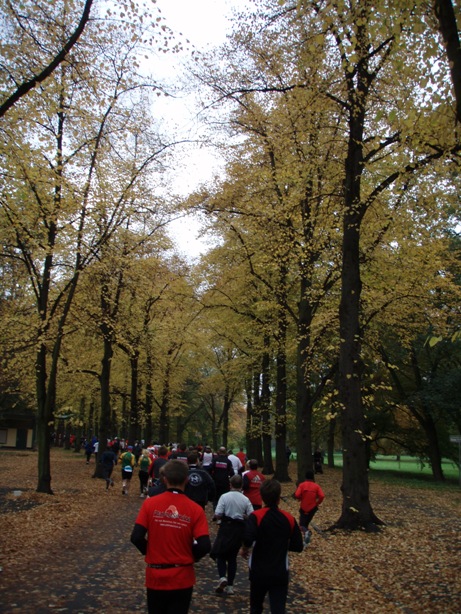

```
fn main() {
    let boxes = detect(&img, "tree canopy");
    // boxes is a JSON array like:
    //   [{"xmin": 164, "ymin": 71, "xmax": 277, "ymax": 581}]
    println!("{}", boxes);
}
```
[{"xmin": 0, "ymin": 0, "xmax": 460, "ymax": 529}]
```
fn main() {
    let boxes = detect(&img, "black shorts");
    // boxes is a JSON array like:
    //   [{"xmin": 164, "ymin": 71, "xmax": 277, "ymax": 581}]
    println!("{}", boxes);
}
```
[{"xmin": 122, "ymin": 469, "xmax": 133, "ymax": 480}]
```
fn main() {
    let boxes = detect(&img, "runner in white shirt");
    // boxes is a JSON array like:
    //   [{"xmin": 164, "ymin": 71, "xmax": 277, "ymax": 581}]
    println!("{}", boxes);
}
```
[
  {"xmin": 210, "ymin": 474, "xmax": 253, "ymax": 595},
  {"xmin": 228, "ymin": 450, "xmax": 243, "ymax": 475}
]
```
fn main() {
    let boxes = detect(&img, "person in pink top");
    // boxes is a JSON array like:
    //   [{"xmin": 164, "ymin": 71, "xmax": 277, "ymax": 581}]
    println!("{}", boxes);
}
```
[{"xmin": 293, "ymin": 470, "xmax": 325, "ymax": 545}]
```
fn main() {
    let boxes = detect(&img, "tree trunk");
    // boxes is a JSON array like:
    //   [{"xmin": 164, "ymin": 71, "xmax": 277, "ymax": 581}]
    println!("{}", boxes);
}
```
[
  {"xmin": 296, "ymin": 284, "xmax": 314, "ymax": 483},
  {"xmin": 434, "ymin": 0, "xmax": 461, "ymax": 124},
  {"xmin": 159, "ymin": 383, "xmax": 170, "ymax": 444},
  {"xmin": 336, "ymin": 185, "xmax": 383, "ymax": 530},
  {"xmin": 327, "ymin": 416, "xmax": 336, "ymax": 468},
  {"xmin": 261, "ymin": 348, "xmax": 274, "ymax": 474},
  {"xmin": 423, "ymin": 414, "xmax": 445, "ymax": 481},
  {"xmin": 222, "ymin": 384, "xmax": 231, "ymax": 449},
  {"xmin": 36, "ymin": 345, "xmax": 53, "ymax": 493},
  {"xmin": 245, "ymin": 377, "xmax": 253, "ymax": 457},
  {"xmin": 93, "ymin": 334, "xmax": 113, "ymax": 478},
  {"xmin": 247, "ymin": 371, "xmax": 263, "ymax": 463},
  {"xmin": 274, "ymin": 313, "xmax": 289, "ymax": 481},
  {"xmin": 144, "ymin": 348, "xmax": 154, "ymax": 445},
  {"xmin": 335, "ymin": 13, "xmax": 383, "ymax": 528},
  {"xmin": 129, "ymin": 352, "xmax": 140, "ymax": 443}
]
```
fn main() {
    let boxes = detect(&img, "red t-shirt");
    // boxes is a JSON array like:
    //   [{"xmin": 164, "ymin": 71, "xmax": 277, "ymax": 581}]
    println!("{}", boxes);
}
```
[
  {"xmin": 236, "ymin": 451, "xmax": 247, "ymax": 465},
  {"xmin": 294, "ymin": 480, "xmax": 325, "ymax": 513},
  {"xmin": 135, "ymin": 490, "xmax": 209, "ymax": 590},
  {"xmin": 243, "ymin": 469, "xmax": 265, "ymax": 507}
]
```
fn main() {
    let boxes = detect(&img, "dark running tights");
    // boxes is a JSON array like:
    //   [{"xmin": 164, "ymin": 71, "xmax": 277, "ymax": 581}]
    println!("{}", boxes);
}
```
[
  {"xmin": 146, "ymin": 587, "xmax": 193, "ymax": 614},
  {"xmin": 250, "ymin": 581, "xmax": 288, "ymax": 614},
  {"xmin": 216, "ymin": 552, "xmax": 238, "ymax": 585}
]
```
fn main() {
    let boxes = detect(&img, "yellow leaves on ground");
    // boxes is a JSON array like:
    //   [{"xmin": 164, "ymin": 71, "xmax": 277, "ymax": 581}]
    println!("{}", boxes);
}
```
[{"xmin": 0, "ymin": 448, "xmax": 460, "ymax": 613}]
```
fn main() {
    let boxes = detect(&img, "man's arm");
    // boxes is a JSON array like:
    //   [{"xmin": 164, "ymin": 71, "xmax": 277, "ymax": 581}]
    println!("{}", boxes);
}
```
[
  {"xmin": 289, "ymin": 520, "xmax": 304, "ymax": 553},
  {"xmin": 206, "ymin": 473, "xmax": 216, "ymax": 499},
  {"xmin": 130, "ymin": 523, "xmax": 147, "ymax": 555},
  {"xmin": 192, "ymin": 535, "xmax": 211, "ymax": 561},
  {"xmin": 241, "ymin": 514, "xmax": 257, "ymax": 548}
]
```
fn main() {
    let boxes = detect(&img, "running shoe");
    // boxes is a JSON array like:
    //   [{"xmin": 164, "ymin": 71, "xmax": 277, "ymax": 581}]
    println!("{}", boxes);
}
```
[{"xmin": 215, "ymin": 577, "xmax": 228, "ymax": 593}]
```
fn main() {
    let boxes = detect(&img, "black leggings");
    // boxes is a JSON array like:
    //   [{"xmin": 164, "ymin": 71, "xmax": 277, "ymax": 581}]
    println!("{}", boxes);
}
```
[
  {"xmin": 147, "ymin": 587, "xmax": 193, "ymax": 614},
  {"xmin": 299, "ymin": 506, "xmax": 318, "ymax": 530},
  {"xmin": 216, "ymin": 549, "xmax": 239, "ymax": 585},
  {"xmin": 250, "ymin": 580, "xmax": 288, "ymax": 614},
  {"xmin": 139, "ymin": 470, "xmax": 149, "ymax": 493}
]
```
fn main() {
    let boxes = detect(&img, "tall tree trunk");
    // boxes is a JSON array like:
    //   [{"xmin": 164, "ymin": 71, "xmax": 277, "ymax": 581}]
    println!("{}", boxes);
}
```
[
  {"xmin": 434, "ymin": 0, "xmax": 461, "ymax": 124},
  {"xmin": 245, "ymin": 377, "xmax": 254, "ymax": 457},
  {"xmin": 222, "ymin": 384, "xmax": 231, "ymax": 449},
  {"xmin": 296, "ymin": 283, "xmax": 314, "ymax": 483},
  {"xmin": 327, "ymin": 416, "xmax": 336, "ymax": 468},
  {"xmin": 261, "ymin": 347, "xmax": 274, "ymax": 474},
  {"xmin": 274, "ymin": 303, "xmax": 289, "ymax": 481},
  {"xmin": 158, "ymin": 381, "xmax": 170, "ymax": 444},
  {"xmin": 423, "ymin": 414, "xmax": 445, "ymax": 481},
  {"xmin": 36, "ymin": 344, "xmax": 53, "ymax": 493},
  {"xmin": 93, "ymin": 334, "xmax": 112, "ymax": 478},
  {"xmin": 129, "ymin": 352, "xmax": 140, "ymax": 443},
  {"xmin": 335, "ymin": 5, "xmax": 383, "ymax": 530},
  {"xmin": 144, "ymin": 348, "xmax": 154, "ymax": 445},
  {"xmin": 247, "ymin": 371, "xmax": 263, "ymax": 463}
]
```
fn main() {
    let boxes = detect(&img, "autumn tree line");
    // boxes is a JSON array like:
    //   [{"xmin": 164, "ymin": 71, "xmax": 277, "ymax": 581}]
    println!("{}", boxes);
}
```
[{"xmin": 0, "ymin": 0, "xmax": 460, "ymax": 529}]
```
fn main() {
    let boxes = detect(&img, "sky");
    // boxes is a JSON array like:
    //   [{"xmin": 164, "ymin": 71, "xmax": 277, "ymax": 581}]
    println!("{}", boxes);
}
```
[{"xmin": 152, "ymin": 0, "xmax": 245, "ymax": 258}]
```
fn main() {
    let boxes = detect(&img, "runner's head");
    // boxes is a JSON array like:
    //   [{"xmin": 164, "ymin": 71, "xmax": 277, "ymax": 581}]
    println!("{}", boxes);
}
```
[
  {"xmin": 163, "ymin": 459, "xmax": 189, "ymax": 488},
  {"xmin": 260, "ymin": 479, "xmax": 281, "ymax": 507},
  {"xmin": 230, "ymin": 474, "xmax": 243, "ymax": 490}
]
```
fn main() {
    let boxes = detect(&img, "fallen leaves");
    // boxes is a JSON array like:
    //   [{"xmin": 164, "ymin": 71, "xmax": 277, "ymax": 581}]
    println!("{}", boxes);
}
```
[{"xmin": 0, "ymin": 448, "xmax": 460, "ymax": 613}]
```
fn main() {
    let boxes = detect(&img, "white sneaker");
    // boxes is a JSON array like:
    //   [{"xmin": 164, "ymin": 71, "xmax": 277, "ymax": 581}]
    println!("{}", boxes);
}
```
[
  {"xmin": 225, "ymin": 585, "xmax": 234, "ymax": 595},
  {"xmin": 215, "ymin": 577, "xmax": 228, "ymax": 593}
]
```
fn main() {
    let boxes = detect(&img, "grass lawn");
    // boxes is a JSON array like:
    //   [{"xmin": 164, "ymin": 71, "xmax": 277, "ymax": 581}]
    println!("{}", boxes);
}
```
[{"xmin": 331, "ymin": 452, "xmax": 460, "ymax": 484}]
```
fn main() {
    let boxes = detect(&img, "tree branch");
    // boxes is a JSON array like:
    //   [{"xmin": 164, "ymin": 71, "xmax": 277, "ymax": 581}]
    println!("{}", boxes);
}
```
[{"xmin": 0, "ymin": 0, "xmax": 94, "ymax": 118}]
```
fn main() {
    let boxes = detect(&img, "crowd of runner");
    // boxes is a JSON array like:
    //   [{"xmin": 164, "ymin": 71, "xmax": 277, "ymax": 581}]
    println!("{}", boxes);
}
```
[{"xmin": 78, "ymin": 437, "xmax": 324, "ymax": 613}]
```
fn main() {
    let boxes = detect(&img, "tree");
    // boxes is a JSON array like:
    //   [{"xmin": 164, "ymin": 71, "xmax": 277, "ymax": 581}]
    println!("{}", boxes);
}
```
[
  {"xmin": 0, "ymin": 1, "xmax": 172, "ymax": 492},
  {"xmin": 191, "ymin": 0, "xmax": 460, "ymax": 524},
  {"xmin": 0, "ymin": 0, "xmax": 95, "ymax": 118}
]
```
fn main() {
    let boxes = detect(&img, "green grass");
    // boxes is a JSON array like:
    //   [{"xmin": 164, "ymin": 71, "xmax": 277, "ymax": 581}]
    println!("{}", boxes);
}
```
[{"xmin": 331, "ymin": 453, "xmax": 460, "ymax": 489}]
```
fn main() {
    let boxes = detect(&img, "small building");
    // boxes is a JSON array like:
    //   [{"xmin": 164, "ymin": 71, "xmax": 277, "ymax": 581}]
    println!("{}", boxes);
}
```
[{"xmin": 0, "ymin": 408, "xmax": 35, "ymax": 449}]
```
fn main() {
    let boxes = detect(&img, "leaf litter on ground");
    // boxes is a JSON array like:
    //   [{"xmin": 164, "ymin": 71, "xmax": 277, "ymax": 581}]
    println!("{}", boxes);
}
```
[{"xmin": 0, "ymin": 448, "xmax": 460, "ymax": 613}]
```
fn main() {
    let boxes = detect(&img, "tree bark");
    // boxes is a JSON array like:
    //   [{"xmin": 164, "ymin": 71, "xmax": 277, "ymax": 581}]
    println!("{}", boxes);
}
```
[
  {"xmin": 129, "ymin": 352, "xmax": 140, "ymax": 443},
  {"xmin": 335, "ymin": 5, "xmax": 383, "ymax": 529},
  {"xmin": 36, "ymin": 345, "xmax": 53, "ymax": 493},
  {"xmin": 261, "ymin": 348, "xmax": 274, "ymax": 474},
  {"xmin": 434, "ymin": 0, "xmax": 461, "ymax": 123},
  {"xmin": 327, "ymin": 416, "xmax": 336, "ymax": 468},
  {"xmin": 93, "ymin": 334, "xmax": 113, "ymax": 478},
  {"xmin": 274, "ymin": 303, "xmax": 290, "ymax": 481},
  {"xmin": 296, "ymin": 282, "xmax": 314, "ymax": 482}
]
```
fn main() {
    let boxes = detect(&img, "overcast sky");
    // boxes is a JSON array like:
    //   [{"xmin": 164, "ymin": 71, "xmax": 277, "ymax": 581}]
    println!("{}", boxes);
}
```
[{"xmin": 152, "ymin": 0, "xmax": 244, "ymax": 257}]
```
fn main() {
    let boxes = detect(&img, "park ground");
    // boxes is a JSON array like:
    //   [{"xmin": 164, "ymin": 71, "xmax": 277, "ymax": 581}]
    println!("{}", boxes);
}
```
[{"xmin": 0, "ymin": 448, "xmax": 460, "ymax": 613}]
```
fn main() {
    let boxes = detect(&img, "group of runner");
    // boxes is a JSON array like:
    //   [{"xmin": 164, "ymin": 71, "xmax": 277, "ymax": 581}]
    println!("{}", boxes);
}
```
[{"xmin": 123, "ymin": 443, "xmax": 325, "ymax": 614}]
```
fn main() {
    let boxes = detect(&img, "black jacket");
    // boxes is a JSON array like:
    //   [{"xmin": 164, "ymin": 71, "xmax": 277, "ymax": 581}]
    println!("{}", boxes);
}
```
[
  {"xmin": 243, "ymin": 505, "xmax": 303, "ymax": 585},
  {"xmin": 185, "ymin": 465, "xmax": 216, "ymax": 505}
]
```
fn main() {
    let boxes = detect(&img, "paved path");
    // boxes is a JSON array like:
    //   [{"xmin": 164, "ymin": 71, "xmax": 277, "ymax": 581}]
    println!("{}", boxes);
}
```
[{"xmin": 0, "ymin": 491, "xmax": 309, "ymax": 613}]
